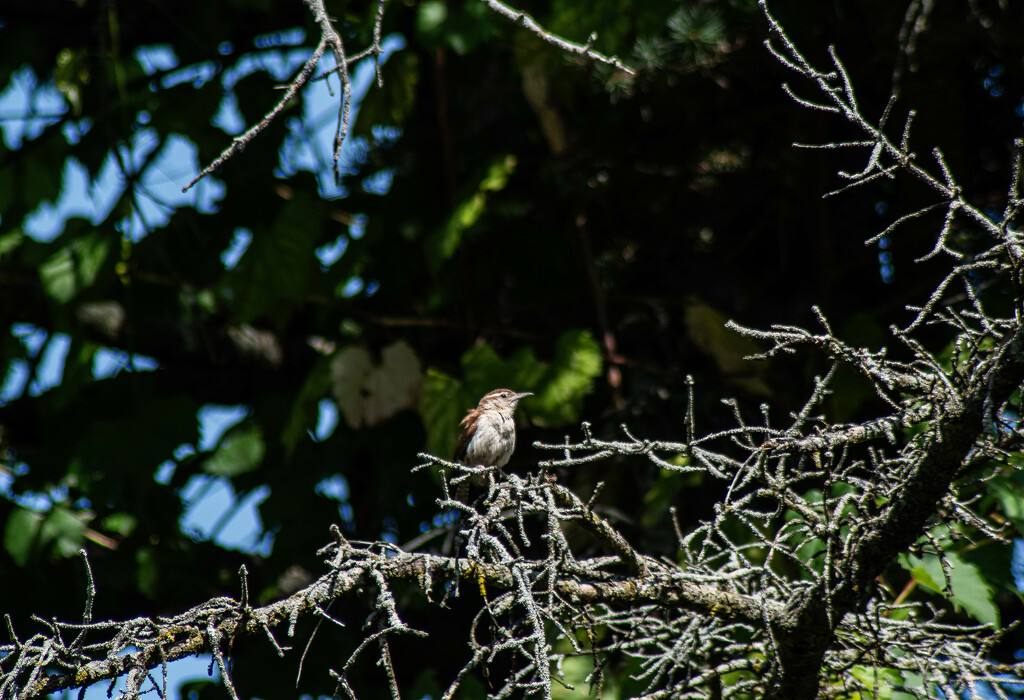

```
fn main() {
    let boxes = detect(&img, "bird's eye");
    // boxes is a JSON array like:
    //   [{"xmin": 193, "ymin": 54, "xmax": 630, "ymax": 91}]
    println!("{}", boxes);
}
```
[{"xmin": 502, "ymin": 392, "xmax": 510, "ymax": 398}]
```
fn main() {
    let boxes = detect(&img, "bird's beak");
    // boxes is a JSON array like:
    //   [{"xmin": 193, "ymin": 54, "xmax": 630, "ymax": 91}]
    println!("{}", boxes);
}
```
[{"xmin": 513, "ymin": 391, "xmax": 534, "ymax": 401}]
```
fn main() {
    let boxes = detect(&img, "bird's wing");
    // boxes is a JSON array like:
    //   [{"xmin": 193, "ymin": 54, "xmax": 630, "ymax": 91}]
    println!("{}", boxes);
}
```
[{"xmin": 453, "ymin": 411, "xmax": 474, "ymax": 463}]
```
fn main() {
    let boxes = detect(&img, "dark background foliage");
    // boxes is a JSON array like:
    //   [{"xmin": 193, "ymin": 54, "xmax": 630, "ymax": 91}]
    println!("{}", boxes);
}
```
[{"xmin": 2, "ymin": 0, "xmax": 1023, "ymax": 696}]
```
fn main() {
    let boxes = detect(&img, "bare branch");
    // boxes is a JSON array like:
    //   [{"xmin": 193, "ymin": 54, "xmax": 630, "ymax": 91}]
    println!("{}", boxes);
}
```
[{"xmin": 479, "ymin": 0, "xmax": 635, "ymax": 76}]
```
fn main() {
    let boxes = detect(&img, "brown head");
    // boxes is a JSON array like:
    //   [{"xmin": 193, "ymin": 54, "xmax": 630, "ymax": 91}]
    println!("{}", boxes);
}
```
[{"xmin": 475, "ymin": 388, "xmax": 533, "ymax": 413}]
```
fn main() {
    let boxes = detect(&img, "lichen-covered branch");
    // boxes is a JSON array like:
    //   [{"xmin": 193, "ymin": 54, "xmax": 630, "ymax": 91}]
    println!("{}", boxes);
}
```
[
  {"xmin": 184, "ymin": 0, "xmax": 637, "ymax": 192},
  {"xmin": 183, "ymin": 0, "xmax": 389, "ymax": 191},
  {"xmin": 479, "ymin": 0, "xmax": 635, "ymax": 76}
]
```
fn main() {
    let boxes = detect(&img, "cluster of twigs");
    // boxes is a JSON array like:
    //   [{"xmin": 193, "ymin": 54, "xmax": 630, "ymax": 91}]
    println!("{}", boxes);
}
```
[
  {"xmin": 182, "ymin": 0, "xmax": 388, "ymax": 192},
  {"xmin": 4, "ymin": 393, "xmax": 1022, "ymax": 700},
  {"xmin": 182, "ymin": 0, "xmax": 633, "ymax": 192}
]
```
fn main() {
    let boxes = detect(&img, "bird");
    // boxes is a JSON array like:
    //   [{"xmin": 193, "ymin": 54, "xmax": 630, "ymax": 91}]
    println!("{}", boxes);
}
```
[{"xmin": 452, "ymin": 388, "xmax": 532, "ymax": 501}]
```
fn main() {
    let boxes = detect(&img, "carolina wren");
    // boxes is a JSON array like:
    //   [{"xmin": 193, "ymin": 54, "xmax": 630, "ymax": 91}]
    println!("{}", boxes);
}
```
[{"xmin": 453, "ymin": 389, "xmax": 532, "ymax": 498}]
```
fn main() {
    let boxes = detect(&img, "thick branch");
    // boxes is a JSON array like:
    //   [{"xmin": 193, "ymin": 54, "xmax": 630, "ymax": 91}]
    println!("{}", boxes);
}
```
[
  {"xmin": 771, "ymin": 323, "xmax": 1024, "ymax": 700},
  {"xmin": 12, "ymin": 549, "xmax": 770, "ymax": 698},
  {"xmin": 548, "ymin": 482, "xmax": 649, "ymax": 577},
  {"xmin": 762, "ymin": 403, "xmax": 933, "ymax": 454}
]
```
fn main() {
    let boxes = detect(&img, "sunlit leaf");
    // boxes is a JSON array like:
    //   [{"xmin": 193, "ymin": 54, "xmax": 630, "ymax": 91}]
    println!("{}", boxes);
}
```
[
  {"xmin": 531, "ymin": 329, "xmax": 602, "ymax": 426},
  {"xmin": 205, "ymin": 420, "xmax": 265, "ymax": 477},
  {"xmin": 900, "ymin": 552, "xmax": 999, "ymax": 626},
  {"xmin": 420, "ymin": 330, "xmax": 601, "ymax": 459},
  {"xmin": 419, "ymin": 368, "xmax": 464, "ymax": 459},
  {"xmin": 4, "ymin": 508, "xmax": 41, "ymax": 566},
  {"xmin": 425, "ymin": 155, "xmax": 517, "ymax": 273},
  {"xmin": 3, "ymin": 506, "xmax": 86, "ymax": 565},
  {"xmin": 39, "ymin": 228, "xmax": 112, "ymax": 304},
  {"xmin": 330, "ymin": 340, "xmax": 422, "ymax": 429},
  {"xmin": 0, "ymin": 230, "xmax": 23, "ymax": 258},
  {"xmin": 101, "ymin": 512, "xmax": 138, "ymax": 538},
  {"xmin": 684, "ymin": 297, "xmax": 770, "ymax": 397},
  {"xmin": 849, "ymin": 665, "xmax": 902, "ymax": 699},
  {"xmin": 908, "ymin": 566, "xmax": 942, "ymax": 592}
]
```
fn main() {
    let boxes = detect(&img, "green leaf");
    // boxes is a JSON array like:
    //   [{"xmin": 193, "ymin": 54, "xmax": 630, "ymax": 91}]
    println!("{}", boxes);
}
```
[
  {"xmin": 849, "ymin": 665, "xmax": 902, "ymax": 699},
  {"xmin": 459, "ymin": 341, "xmax": 536, "ymax": 393},
  {"xmin": 425, "ymin": 155, "xmax": 517, "ymax": 273},
  {"xmin": 49, "ymin": 336, "xmax": 99, "ymax": 413},
  {"xmin": 282, "ymin": 356, "xmax": 333, "ymax": 456},
  {"xmin": 795, "ymin": 538, "xmax": 825, "ymax": 573},
  {"xmin": 0, "ymin": 230, "xmax": 23, "ymax": 259},
  {"xmin": 101, "ymin": 512, "xmax": 138, "ymax": 538},
  {"xmin": 136, "ymin": 546, "xmax": 159, "ymax": 598},
  {"xmin": 39, "ymin": 228, "xmax": 112, "ymax": 303},
  {"xmin": 205, "ymin": 420, "xmax": 265, "ymax": 476},
  {"xmin": 531, "ymin": 329, "xmax": 602, "ymax": 426},
  {"xmin": 69, "ymin": 394, "xmax": 198, "ymax": 487},
  {"xmin": 4, "ymin": 508, "xmax": 41, "ymax": 566},
  {"xmin": 352, "ymin": 50, "xmax": 420, "ymax": 135},
  {"xmin": 899, "ymin": 552, "xmax": 999, "ymax": 626},
  {"xmin": 551, "ymin": 656, "xmax": 607, "ymax": 699},
  {"xmin": 459, "ymin": 343, "xmax": 546, "ymax": 397},
  {"xmin": 460, "ymin": 342, "xmax": 506, "ymax": 390},
  {"xmin": 416, "ymin": 0, "xmax": 499, "ymax": 54},
  {"xmin": 945, "ymin": 552, "xmax": 999, "ymax": 626},
  {"xmin": 55, "ymin": 48, "xmax": 89, "ymax": 115},
  {"xmin": 223, "ymin": 192, "xmax": 322, "ymax": 324},
  {"xmin": 416, "ymin": 1, "xmax": 448, "ymax": 41},
  {"xmin": 419, "ymin": 330, "xmax": 601, "ymax": 459},
  {"xmin": 408, "ymin": 668, "xmax": 442, "ymax": 700},
  {"xmin": 989, "ymin": 476, "xmax": 1024, "ymax": 534},
  {"xmin": 909, "ymin": 566, "xmax": 942, "ymax": 592},
  {"xmin": 893, "ymin": 671, "xmax": 924, "ymax": 699},
  {"xmin": 443, "ymin": 1, "xmax": 500, "ymax": 55},
  {"xmin": 960, "ymin": 540, "xmax": 1016, "ymax": 596},
  {"xmin": 23, "ymin": 151, "xmax": 64, "ymax": 208},
  {"xmin": 685, "ymin": 298, "xmax": 770, "ymax": 397},
  {"xmin": 0, "ymin": 161, "xmax": 15, "ymax": 215},
  {"xmin": 642, "ymin": 469, "xmax": 686, "ymax": 529},
  {"xmin": 4, "ymin": 505, "xmax": 87, "ymax": 565},
  {"xmin": 420, "ymin": 368, "xmax": 464, "ymax": 459},
  {"xmin": 504, "ymin": 346, "xmax": 551, "ymax": 391},
  {"xmin": 46, "ymin": 506, "xmax": 87, "ymax": 558}
]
